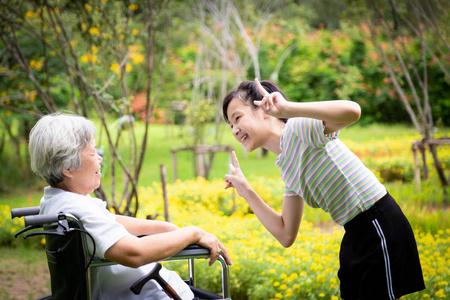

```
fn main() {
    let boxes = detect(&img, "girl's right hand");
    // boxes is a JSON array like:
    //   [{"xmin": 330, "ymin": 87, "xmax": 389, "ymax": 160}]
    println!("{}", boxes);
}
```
[
  {"xmin": 253, "ymin": 78, "xmax": 290, "ymax": 119},
  {"xmin": 224, "ymin": 151, "xmax": 251, "ymax": 197}
]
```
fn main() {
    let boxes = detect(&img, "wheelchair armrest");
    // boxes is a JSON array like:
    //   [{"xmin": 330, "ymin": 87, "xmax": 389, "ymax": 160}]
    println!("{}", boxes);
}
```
[
  {"xmin": 165, "ymin": 244, "xmax": 211, "ymax": 261},
  {"xmin": 91, "ymin": 244, "xmax": 211, "ymax": 268},
  {"xmin": 11, "ymin": 206, "xmax": 40, "ymax": 219}
]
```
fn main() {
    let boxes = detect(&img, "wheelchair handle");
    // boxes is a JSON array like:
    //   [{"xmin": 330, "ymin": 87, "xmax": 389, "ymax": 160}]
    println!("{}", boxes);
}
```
[
  {"xmin": 24, "ymin": 214, "xmax": 59, "ymax": 227},
  {"xmin": 11, "ymin": 206, "xmax": 40, "ymax": 219}
]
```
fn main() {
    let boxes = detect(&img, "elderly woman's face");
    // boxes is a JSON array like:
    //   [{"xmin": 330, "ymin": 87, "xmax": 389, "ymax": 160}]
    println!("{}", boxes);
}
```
[{"xmin": 66, "ymin": 140, "xmax": 102, "ymax": 195}]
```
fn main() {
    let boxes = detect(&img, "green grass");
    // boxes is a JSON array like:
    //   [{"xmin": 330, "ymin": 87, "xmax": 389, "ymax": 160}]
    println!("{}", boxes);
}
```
[
  {"xmin": 0, "ymin": 191, "xmax": 42, "ymax": 207},
  {"xmin": 98, "ymin": 122, "xmax": 282, "ymax": 183}
]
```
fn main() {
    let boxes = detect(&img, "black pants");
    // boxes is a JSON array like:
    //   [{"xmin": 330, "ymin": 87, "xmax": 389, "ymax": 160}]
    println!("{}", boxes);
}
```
[{"xmin": 338, "ymin": 193, "xmax": 425, "ymax": 300}]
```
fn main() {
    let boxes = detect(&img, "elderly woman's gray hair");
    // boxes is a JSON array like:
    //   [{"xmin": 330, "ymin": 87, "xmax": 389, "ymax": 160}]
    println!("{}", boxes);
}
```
[{"xmin": 29, "ymin": 113, "xmax": 96, "ymax": 186}]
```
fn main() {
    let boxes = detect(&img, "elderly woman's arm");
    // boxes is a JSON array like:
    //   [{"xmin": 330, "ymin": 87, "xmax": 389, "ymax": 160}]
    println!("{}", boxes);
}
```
[
  {"xmin": 115, "ymin": 215, "xmax": 178, "ymax": 236},
  {"xmin": 105, "ymin": 226, "xmax": 232, "ymax": 268}
]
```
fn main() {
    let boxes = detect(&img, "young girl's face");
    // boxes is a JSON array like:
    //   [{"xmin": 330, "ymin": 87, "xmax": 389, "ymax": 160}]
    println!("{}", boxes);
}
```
[{"xmin": 227, "ymin": 98, "xmax": 267, "ymax": 151}]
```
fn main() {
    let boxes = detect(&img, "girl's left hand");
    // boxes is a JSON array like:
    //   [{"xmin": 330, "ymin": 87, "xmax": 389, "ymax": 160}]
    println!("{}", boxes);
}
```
[{"xmin": 253, "ymin": 78, "xmax": 290, "ymax": 119}]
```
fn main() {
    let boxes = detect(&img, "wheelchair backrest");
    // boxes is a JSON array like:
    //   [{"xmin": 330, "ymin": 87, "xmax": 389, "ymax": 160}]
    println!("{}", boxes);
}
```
[{"xmin": 44, "ymin": 219, "xmax": 90, "ymax": 300}]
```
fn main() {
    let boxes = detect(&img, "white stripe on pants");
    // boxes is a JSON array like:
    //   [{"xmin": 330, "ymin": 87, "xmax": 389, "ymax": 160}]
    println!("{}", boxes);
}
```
[{"xmin": 372, "ymin": 219, "xmax": 396, "ymax": 300}]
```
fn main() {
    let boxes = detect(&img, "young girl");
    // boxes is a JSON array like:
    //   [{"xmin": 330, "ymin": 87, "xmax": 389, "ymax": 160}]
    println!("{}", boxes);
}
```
[{"xmin": 223, "ymin": 79, "xmax": 424, "ymax": 300}]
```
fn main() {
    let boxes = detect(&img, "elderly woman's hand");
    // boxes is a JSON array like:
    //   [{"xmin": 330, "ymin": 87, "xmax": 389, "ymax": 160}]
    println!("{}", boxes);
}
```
[{"xmin": 193, "ymin": 227, "xmax": 232, "ymax": 266}]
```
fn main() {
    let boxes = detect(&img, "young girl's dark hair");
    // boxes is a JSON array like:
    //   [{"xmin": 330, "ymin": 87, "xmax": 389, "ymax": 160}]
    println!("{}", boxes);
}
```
[{"xmin": 222, "ymin": 80, "xmax": 289, "ymax": 123}]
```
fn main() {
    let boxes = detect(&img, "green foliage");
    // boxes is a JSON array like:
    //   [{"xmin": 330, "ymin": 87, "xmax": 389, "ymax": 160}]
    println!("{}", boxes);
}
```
[
  {"xmin": 258, "ymin": 22, "xmax": 450, "ymax": 125},
  {"xmin": 184, "ymin": 100, "xmax": 216, "ymax": 145}
]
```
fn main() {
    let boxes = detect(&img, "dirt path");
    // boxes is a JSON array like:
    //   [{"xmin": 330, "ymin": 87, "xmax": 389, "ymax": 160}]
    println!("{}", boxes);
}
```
[{"xmin": 0, "ymin": 247, "xmax": 50, "ymax": 300}]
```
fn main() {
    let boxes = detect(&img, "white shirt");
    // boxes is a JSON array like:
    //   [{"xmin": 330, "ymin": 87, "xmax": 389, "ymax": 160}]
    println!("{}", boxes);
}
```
[{"xmin": 40, "ymin": 187, "xmax": 194, "ymax": 300}]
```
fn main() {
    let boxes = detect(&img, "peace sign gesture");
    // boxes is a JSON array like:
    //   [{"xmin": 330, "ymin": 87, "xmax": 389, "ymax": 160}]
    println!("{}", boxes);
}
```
[
  {"xmin": 224, "ymin": 151, "xmax": 250, "ymax": 197},
  {"xmin": 253, "ymin": 79, "xmax": 290, "ymax": 119}
]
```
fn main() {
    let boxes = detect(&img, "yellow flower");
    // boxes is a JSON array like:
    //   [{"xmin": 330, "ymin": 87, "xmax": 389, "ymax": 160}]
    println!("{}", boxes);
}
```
[
  {"xmin": 84, "ymin": 3, "xmax": 92, "ymax": 12},
  {"xmin": 110, "ymin": 63, "xmax": 120, "ymax": 75},
  {"xmin": 128, "ymin": 3, "xmax": 139, "ymax": 11},
  {"xmin": 132, "ymin": 29, "xmax": 140, "ymax": 36},
  {"xmin": 89, "ymin": 27, "xmax": 100, "ymax": 36},
  {"xmin": 437, "ymin": 280, "xmax": 448, "ymax": 286},
  {"xmin": 110, "ymin": 62, "xmax": 131, "ymax": 75},
  {"xmin": 80, "ymin": 53, "xmax": 97, "ymax": 64},
  {"xmin": 331, "ymin": 296, "xmax": 339, "ymax": 300},
  {"xmin": 25, "ymin": 90, "xmax": 37, "ymax": 102},
  {"xmin": 129, "ymin": 44, "xmax": 140, "ymax": 53},
  {"xmin": 435, "ymin": 289, "xmax": 446, "ymax": 298},
  {"xmin": 25, "ymin": 10, "xmax": 34, "ymax": 19},
  {"xmin": 80, "ymin": 54, "xmax": 90, "ymax": 63},
  {"xmin": 130, "ymin": 52, "xmax": 144, "ymax": 65},
  {"xmin": 29, "ymin": 59, "xmax": 43, "ymax": 71},
  {"xmin": 91, "ymin": 45, "xmax": 98, "ymax": 54}
]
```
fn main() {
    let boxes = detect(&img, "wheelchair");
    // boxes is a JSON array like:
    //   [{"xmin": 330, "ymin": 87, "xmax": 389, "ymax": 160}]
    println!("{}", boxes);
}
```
[{"xmin": 11, "ymin": 206, "xmax": 231, "ymax": 300}]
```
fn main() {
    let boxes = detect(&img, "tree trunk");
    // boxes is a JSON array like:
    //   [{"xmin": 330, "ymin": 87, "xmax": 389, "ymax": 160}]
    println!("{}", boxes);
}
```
[{"xmin": 428, "ymin": 143, "xmax": 448, "ymax": 204}]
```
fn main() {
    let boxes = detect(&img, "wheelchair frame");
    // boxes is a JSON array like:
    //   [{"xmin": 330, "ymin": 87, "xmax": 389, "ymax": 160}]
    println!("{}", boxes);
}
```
[{"xmin": 11, "ymin": 206, "xmax": 231, "ymax": 300}]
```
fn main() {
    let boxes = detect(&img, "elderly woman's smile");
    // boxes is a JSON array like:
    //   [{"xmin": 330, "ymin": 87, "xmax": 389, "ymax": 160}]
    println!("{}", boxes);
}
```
[{"xmin": 65, "ymin": 141, "xmax": 103, "ymax": 195}]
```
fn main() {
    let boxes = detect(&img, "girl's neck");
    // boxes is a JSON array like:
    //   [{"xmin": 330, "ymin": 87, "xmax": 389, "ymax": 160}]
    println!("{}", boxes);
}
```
[{"xmin": 263, "ymin": 119, "xmax": 285, "ymax": 154}]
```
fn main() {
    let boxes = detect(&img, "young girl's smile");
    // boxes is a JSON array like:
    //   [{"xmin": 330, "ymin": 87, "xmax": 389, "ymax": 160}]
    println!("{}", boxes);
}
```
[
  {"xmin": 227, "ymin": 98, "xmax": 266, "ymax": 151},
  {"xmin": 227, "ymin": 97, "xmax": 285, "ymax": 153}
]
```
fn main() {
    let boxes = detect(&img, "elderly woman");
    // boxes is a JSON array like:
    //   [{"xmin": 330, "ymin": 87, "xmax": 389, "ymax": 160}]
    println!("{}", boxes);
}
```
[{"xmin": 29, "ymin": 113, "xmax": 231, "ymax": 300}]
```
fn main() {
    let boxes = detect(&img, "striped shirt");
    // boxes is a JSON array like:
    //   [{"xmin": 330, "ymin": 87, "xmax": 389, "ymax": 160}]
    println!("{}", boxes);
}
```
[{"xmin": 276, "ymin": 117, "xmax": 386, "ymax": 225}]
